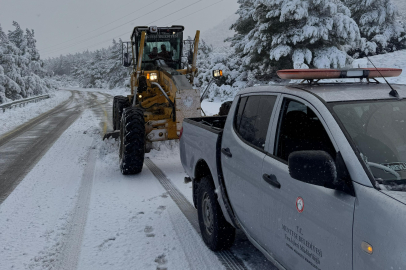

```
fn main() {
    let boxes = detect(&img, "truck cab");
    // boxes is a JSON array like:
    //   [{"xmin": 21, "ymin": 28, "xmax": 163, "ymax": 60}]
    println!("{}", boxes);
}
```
[{"xmin": 180, "ymin": 68, "xmax": 406, "ymax": 269}]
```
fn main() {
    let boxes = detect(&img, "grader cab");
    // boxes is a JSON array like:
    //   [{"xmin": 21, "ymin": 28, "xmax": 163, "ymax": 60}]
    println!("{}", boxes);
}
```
[{"xmin": 111, "ymin": 26, "xmax": 202, "ymax": 175}]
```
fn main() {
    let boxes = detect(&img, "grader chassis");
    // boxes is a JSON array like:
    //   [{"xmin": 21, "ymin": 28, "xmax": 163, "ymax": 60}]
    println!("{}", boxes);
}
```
[{"xmin": 110, "ymin": 26, "xmax": 201, "ymax": 175}]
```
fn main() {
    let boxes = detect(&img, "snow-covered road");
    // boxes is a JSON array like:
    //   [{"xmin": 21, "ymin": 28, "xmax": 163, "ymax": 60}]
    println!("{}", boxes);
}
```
[{"xmin": 0, "ymin": 89, "xmax": 277, "ymax": 270}]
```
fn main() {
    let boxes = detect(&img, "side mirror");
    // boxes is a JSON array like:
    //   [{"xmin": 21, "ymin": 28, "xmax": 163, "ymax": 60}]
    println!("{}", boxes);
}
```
[
  {"xmin": 121, "ymin": 41, "xmax": 133, "ymax": 67},
  {"xmin": 187, "ymin": 49, "xmax": 193, "ymax": 65},
  {"xmin": 123, "ymin": 53, "xmax": 131, "ymax": 67},
  {"xmin": 213, "ymin": 70, "xmax": 223, "ymax": 78},
  {"xmin": 288, "ymin": 151, "xmax": 336, "ymax": 188}
]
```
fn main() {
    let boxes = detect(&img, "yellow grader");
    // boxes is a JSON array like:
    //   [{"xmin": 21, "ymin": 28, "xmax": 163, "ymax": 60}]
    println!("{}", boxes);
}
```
[{"xmin": 111, "ymin": 26, "xmax": 202, "ymax": 175}]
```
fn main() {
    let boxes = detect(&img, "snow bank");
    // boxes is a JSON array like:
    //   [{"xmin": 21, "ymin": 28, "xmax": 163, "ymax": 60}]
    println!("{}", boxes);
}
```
[
  {"xmin": 0, "ymin": 90, "xmax": 71, "ymax": 137},
  {"xmin": 0, "ymin": 110, "xmax": 97, "ymax": 270},
  {"xmin": 393, "ymin": 0, "xmax": 406, "ymax": 21},
  {"xmin": 353, "ymin": 49, "xmax": 406, "ymax": 84},
  {"xmin": 201, "ymin": 98, "xmax": 229, "ymax": 116}
]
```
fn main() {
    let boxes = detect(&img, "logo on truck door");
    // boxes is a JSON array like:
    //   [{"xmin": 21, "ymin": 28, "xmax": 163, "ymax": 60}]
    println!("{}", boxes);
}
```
[{"xmin": 296, "ymin": 197, "xmax": 304, "ymax": 213}]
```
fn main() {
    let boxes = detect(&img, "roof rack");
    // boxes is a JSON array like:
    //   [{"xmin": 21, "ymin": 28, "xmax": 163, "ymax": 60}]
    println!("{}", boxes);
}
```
[{"xmin": 277, "ymin": 68, "xmax": 402, "ymax": 85}]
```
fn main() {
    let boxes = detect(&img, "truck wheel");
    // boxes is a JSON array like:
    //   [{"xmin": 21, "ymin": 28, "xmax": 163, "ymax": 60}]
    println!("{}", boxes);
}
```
[
  {"xmin": 114, "ymin": 96, "xmax": 130, "ymax": 130},
  {"xmin": 197, "ymin": 176, "xmax": 235, "ymax": 251},
  {"xmin": 218, "ymin": 101, "xmax": 232, "ymax": 116},
  {"xmin": 119, "ymin": 107, "xmax": 145, "ymax": 175}
]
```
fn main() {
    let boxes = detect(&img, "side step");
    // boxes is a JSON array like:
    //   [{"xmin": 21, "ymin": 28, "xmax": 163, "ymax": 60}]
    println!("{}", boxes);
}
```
[{"xmin": 103, "ymin": 130, "xmax": 120, "ymax": 140}]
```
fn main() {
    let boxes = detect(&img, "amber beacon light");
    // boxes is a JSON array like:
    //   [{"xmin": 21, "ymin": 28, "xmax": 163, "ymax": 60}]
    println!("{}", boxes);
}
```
[{"xmin": 277, "ymin": 68, "xmax": 402, "ymax": 80}]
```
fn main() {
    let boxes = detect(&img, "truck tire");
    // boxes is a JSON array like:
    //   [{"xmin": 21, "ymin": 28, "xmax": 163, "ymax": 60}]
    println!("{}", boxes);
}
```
[
  {"xmin": 218, "ymin": 101, "xmax": 232, "ymax": 116},
  {"xmin": 197, "ymin": 176, "xmax": 235, "ymax": 251},
  {"xmin": 113, "ymin": 96, "xmax": 130, "ymax": 130},
  {"xmin": 119, "ymin": 107, "xmax": 145, "ymax": 175}
]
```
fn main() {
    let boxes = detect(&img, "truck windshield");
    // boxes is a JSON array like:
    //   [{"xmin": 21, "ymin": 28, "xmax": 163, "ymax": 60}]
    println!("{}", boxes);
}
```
[
  {"xmin": 137, "ymin": 32, "xmax": 182, "ymax": 70},
  {"xmin": 332, "ymin": 100, "xmax": 406, "ymax": 191}
]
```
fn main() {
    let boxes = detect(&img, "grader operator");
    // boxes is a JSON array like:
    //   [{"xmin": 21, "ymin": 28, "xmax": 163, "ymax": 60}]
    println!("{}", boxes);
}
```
[{"xmin": 111, "ymin": 26, "xmax": 201, "ymax": 175}]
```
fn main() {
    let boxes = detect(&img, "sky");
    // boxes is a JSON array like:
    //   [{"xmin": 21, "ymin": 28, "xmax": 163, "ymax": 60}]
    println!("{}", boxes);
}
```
[{"xmin": 0, "ymin": 0, "xmax": 239, "ymax": 59}]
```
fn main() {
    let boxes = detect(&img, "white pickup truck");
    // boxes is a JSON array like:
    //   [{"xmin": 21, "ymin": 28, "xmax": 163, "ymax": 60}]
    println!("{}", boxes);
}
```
[{"xmin": 180, "ymin": 69, "xmax": 406, "ymax": 270}]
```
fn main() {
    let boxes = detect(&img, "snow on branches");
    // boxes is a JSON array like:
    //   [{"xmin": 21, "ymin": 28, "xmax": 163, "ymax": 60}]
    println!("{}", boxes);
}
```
[
  {"xmin": 231, "ymin": 0, "xmax": 362, "ymax": 69},
  {"xmin": 345, "ymin": 0, "xmax": 406, "ymax": 55},
  {"xmin": 0, "ymin": 21, "xmax": 54, "ymax": 104},
  {"xmin": 45, "ymin": 39, "xmax": 131, "ymax": 89}
]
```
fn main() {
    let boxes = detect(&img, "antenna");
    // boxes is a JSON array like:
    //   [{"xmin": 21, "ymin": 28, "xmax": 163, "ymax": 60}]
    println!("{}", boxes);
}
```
[{"xmin": 366, "ymin": 56, "xmax": 401, "ymax": 100}]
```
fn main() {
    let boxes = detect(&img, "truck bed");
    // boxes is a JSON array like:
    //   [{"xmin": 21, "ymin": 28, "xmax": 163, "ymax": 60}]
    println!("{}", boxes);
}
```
[
  {"xmin": 180, "ymin": 114, "xmax": 238, "ymax": 228},
  {"xmin": 183, "ymin": 116, "xmax": 227, "ymax": 133},
  {"xmin": 180, "ymin": 116, "xmax": 226, "ymax": 201}
]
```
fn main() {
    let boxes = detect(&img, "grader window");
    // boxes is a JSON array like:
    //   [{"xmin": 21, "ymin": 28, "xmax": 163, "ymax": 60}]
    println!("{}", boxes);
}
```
[{"xmin": 136, "ymin": 32, "xmax": 183, "ymax": 70}]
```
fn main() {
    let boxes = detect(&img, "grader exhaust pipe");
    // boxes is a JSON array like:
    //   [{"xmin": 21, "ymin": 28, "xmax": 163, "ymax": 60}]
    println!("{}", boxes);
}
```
[
  {"xmin": 132, "ymin": 31, "xmax": 146, "ymax": 105},
  {"xmin": 191, "ymin": 30, "xmax": 200, "ymax": 84}
]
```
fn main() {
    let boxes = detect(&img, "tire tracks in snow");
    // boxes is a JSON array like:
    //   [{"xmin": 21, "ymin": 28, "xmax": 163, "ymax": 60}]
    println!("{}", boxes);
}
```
[
  {"xmin": 0, "ymin": 91, "xmax": 83, "ymax": 204},
  {"xmin": 56, "ymin": 92, "xmax": 113, "ymax": 269},
  {"xmin": 145, "ymin": 158, "xmax": 248, "ymax": 270},
  {"xmin": 56, "ymin": 146, "xmax": 97, "ymax": 270}
]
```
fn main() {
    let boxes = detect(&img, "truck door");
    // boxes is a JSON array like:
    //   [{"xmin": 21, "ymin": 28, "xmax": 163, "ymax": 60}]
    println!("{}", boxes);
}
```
[
  {"xmin": 261, "ymin": 96, "xmax": 355, "ymax": 270},
  {"xmin": 221, "ymin": 94, "xmax": 279, "ymax": 243}
]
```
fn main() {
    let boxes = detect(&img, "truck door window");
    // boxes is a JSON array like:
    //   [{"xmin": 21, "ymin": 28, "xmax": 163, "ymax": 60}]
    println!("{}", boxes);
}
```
[
  {"xmin": 333, "ymin": 100, "xmax": 406, "ymax": 188},
  {"xmin": 275, "ymin": 98, "xmax": 336, "ymax": 161},
  {"xmin": 234, "ymin": 95, "xmax": 277, "ymax": 149}
]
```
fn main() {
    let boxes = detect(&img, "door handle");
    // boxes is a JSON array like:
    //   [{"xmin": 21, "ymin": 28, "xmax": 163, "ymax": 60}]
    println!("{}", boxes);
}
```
[
  {"xmin": 221, "ymin": 148, "xmax": 232, "ymax": 158},
  {"xmin": 263, "ymin": 174, "xmax": 281, "ymax": 189}
]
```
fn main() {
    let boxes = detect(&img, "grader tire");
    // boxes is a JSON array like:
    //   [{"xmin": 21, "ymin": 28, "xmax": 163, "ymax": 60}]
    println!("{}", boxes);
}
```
[
  {"xmin": 218, "ymin": 101, "xmax": 232, "ymax": 116},
  {"xmin": 114, "ymin": 96, "xmax": 130, "ymax": 130},
  {"xmin": 119, "ymin": 107, "xmax": 145, "ymax": 175},
  {"xmin": 112, "ymin": 96, "xmax": 119, "ymax": 130}
]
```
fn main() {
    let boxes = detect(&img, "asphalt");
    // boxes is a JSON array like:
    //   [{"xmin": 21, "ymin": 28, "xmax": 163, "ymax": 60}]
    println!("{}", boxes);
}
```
[{"xmin": 0, "ymin": 90, "xmax": 112, "ymax": 204}]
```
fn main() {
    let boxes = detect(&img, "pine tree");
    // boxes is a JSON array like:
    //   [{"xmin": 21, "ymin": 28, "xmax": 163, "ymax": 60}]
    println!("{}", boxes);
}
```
[
  {"xmin": 195, "ymin": 40, "xmax": 214, "ymax": 88},
  {"xmin": 0, "ymin": 22, "xmax": 54, "ymax": 103},
  {"xmin": 0, "ymin": 24, "xmax": 8, "ymax": 103},
  {"xmin": 345, "ymin": 0, "xmax": 406, "ymax": 55},
  {"xmin": 230, "ymin": 0, "xmax": 362, "ymax": 71},
  {"xmin": 8, "ymin": 21, "xmax": 26, "ymax": 51},
  {"xmin": 106, "ymin": 39, "xmax": 130, "ymax": 89},
  {"xmin": 25, "ymin": 29, "xmax": 40, "ymax": 61}
]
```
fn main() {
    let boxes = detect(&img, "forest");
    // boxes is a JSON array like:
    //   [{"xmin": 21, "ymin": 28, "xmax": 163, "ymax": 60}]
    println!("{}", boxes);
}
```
[
  {"xmin": 0, "ymin": 22, "xmax": 57, "ymax": 104},
  {"xmin": 1, "ymin": 0, "xmax": 405, "ymax": 103}
]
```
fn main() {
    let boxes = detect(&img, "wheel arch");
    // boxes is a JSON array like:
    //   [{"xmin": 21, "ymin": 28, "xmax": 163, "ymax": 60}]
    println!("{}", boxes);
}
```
[
  {"xmin": 192, "ymin": 159, "xmax": 216, "ymax": 208},
  {"xmin": 194, "ymin": 158, "xmax": 214, "ymax": 181},
  {"xmin": 191, "ymin": 144, "xmax": 238, "ymax": 229}
]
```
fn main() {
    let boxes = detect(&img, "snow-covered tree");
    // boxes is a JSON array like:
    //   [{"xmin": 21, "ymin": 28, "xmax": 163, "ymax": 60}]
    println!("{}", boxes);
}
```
[
  {"xmin": 25, "ymin": 29, "xmax": 40, "ymax": 62},
  {"xmin": 345, "ymin": 0, "xmax": 406, "ymax": 55},
  {"xmin": 106, "ymin": 39, "xmax": 130, "ymax": 89},
  {"xmin": 230, "ymin": 0, "xmax": 362, "ymax": 71},
  {"xmin": 46, "ymin": 40, "xmax": 131, "ymax": 89},
  {"xmin": 7, "ymin": 21, "xmax": 25, "ymax": 51},
  {"xmin": 195, "ymin": 40, "xmax": 214, "ymax": 88},
  {"xmin": 193, "ymin": 39, "xmax": 248, "ymax": 101},
  {"xmin": 0, "ymin": 24, "xmax": 10, "ymax": 103},
  {"xmin": 0, "ymin": 21, "xmax": 55, "ymax": 104}
]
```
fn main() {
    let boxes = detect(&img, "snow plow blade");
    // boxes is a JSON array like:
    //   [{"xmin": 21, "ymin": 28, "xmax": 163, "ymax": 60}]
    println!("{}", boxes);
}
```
[{"xmin": 103, "ymin": 130, "xmax": 120, "ymax": 140}]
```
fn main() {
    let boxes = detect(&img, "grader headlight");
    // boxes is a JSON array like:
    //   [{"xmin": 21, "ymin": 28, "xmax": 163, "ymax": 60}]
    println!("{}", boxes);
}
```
[{"xmin": 147, "ymin": 73, "xmax": 158, "ymax": 81}]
